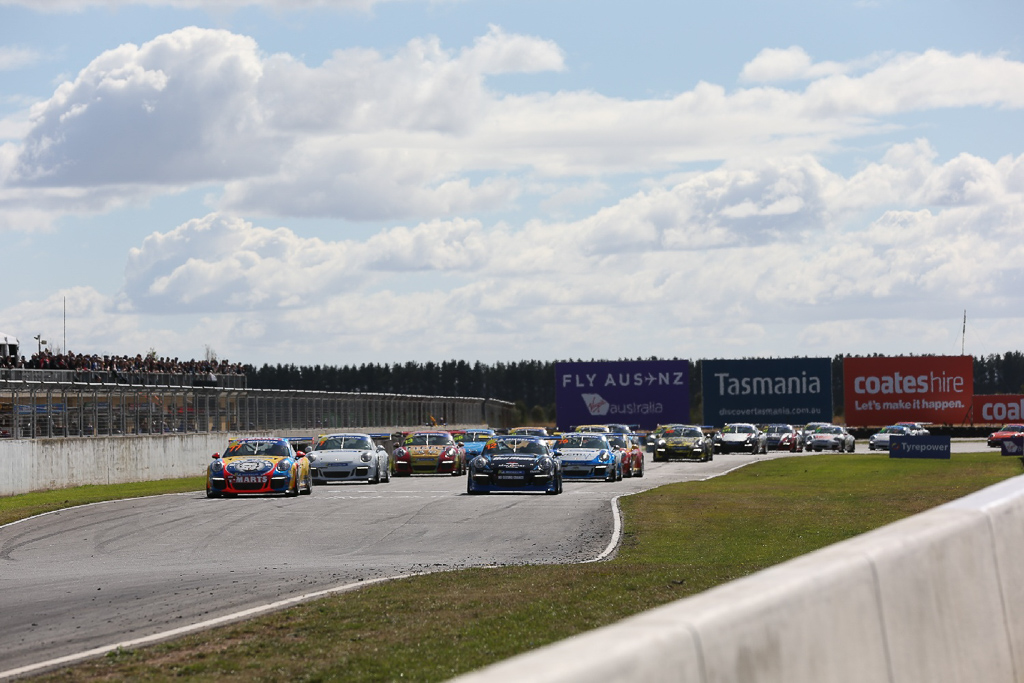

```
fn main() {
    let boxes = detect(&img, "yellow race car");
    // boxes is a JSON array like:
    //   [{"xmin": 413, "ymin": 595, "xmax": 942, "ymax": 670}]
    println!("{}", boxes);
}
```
[{"xmin": 206, "ymin": 437, "xmax": 313, "ymax": 497}]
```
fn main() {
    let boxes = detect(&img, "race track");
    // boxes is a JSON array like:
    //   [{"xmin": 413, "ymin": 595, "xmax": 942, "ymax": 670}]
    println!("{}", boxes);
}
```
[{"xmin": 0, "ymin": 440, "xmax": 987, "ymax": 676}]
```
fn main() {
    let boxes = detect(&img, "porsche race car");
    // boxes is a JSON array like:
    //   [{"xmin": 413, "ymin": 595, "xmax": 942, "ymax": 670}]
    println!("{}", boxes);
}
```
[
  {"xmin": 552, "ymin": 433, "xmax": 621, "ymax": 481},
  {"xmin": 467, "ymin": 435, "xmax": 563, "ymax": 494},
  {"xmin": 206, "ymin": 437, "xmax": 312, "ymax": 498},
  {"xmin": 307, "ymin": 432, "xmax": 391, "ymax": 484},
  {"xmin": 392, "ymin": 430, "xmax": 466, "ymax": 475}
]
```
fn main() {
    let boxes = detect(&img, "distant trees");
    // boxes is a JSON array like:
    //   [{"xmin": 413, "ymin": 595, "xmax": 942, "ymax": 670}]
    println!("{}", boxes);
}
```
[{"xmin": 246, "ymin": 353, "xmax": 1024, "ymax": 425}]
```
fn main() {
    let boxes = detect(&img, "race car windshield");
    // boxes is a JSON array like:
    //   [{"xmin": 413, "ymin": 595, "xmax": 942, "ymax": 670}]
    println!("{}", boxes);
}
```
[
  {"xmin": 316, "ymin": 436, "xmax": 373, "ymax": 450},
  {"xmin": 462, "ymin": 433, "xmax": 492, "ymax": 442},
  {"xmin": 607, "ymin": 436, "xmax": 626, "ymax": 448},
  {"xmin": 724, "ymin": 425, "xmax": 753, "ymax": 434},
  {"xmin": 558, "ymin": 435, "xmax": 608, "ymax": 449},
  {"xmin": 228, "ymin": 441, "xmax": 289, "ymax": 457},
  {"xmin": 1000, "ymin": 425, "xmax": 1024, "ymax": 431},
  {"xmin": 406, "ymin": 434, "xmax": 451, "ymax": 446},
  {"xmin": 767, "ymin": 426, "xmax": 792, "ymax": 433},
  {"xmin": 817, "ymin": 426, "xmax": 842, "ymax": 434},
  {"xmin": 488, "ymin": 439, "xmax": 546, "ymax": 455}
]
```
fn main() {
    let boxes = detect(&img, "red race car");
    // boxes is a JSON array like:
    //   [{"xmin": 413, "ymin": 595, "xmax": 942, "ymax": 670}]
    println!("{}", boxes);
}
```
[
  {"xmin": 392, "ymin": 430, "xmax": 466, "ymax": 475},
  {"xmin": 607, "ymin": 432, "xmax": 644, "ymax": 477}
]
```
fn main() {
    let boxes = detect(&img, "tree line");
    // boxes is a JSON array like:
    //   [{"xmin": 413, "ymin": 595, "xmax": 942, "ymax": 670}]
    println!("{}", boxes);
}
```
[{"xmin": 246, "ymin": 352, "xmax": 1024, "ymax": 423}]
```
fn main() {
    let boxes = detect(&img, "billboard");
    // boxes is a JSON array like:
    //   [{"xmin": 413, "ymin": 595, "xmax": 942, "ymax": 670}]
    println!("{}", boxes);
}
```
[
  {"xmin": 974, "ymin": 395, "xmax": 1024, "ymax": 424},
  {"xmin": 555, "ymin": 360, "xmax": 690, "ymax": 431},
  {"xmin": 701, "ymin": 357, "xmax": 832, "ymax": 427},
  {"xmin": 844, "ymin": 355, "xmax": 973, "ymax": 427}
]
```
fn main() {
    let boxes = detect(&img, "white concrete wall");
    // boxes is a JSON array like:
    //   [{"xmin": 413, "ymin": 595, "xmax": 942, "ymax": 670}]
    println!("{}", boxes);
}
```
[
  {"xmin": 0, "ymin": 434, "xmax": 252, "ymax": 496},
  {"xmin": 452, "ymin": 475, "xmax": 1024, "ymax": 683}
]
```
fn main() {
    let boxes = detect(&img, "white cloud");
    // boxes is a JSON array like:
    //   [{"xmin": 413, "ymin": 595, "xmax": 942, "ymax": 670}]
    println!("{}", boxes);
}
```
[
  {"xmin": 82, "ymin": 142, "xmax": 1020, "ymax": 362},
  {"xmin": 0, "ymin": 46, "xmax": 43, "ymax": 71},
  {"xmin": 3, "ymin": 29, "xmax": 1023, "ymax": 229}
]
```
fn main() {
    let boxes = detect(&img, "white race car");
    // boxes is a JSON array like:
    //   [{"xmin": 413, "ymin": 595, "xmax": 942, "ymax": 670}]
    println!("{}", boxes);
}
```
[
  {"xmin": 807, "ymin": 425, "xmax": 856, "ymax": 452},
  {"xmin": 307, "ymin": 432, "xmax": 391, "ymax": 484}
]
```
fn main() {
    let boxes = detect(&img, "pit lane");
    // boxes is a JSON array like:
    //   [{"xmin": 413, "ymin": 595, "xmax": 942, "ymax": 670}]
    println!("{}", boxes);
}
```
[{"xmin": 0, "ymin": 439, "xmax": 987, "ymax": 677}]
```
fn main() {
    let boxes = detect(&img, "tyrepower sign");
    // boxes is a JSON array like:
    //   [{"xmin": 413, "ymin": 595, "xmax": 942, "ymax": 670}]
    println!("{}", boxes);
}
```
[
  {"xmin": 555, "ymin": 360, "xmax": 690, "ymax": 432},
  {"xmin": 701, "ymin": 357, "xmax": 832, "ymax": 426},
  {"xmin": 844, "ymin": 356, "xmax": 973, "ymax": 427}
]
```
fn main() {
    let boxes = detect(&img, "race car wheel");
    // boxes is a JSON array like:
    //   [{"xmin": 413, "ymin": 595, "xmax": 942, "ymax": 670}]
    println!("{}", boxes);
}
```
[
  {"xmin": 636, "ymin": 461, "xmax": 644, "ymax": 477},
  {"xmin": 300, "ymin": 472, "xmax": 313, "ymax": 495},
  {"xmin": 382, "ymin": 464, "xmax": 391, "ymax": 483},
  {"xmin": 205, "ymin": 488, "xmax": 220, "ymax": 498},
  {"xmin": 467, "ymin": 477, "xmax": 483, "ymax": 495},
  {"xmin": 370, "ymin": 466, "xmax": 380, "ymax": 484},
  {"xmin": 285, "ymin": 474, "xmax": 299, "ymax": 497}
]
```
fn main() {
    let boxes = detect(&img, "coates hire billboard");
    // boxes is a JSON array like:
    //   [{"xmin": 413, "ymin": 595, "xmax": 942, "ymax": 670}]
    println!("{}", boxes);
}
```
[
  {"xmin": 701, "ymin": 358, "xmax": 832, "ymax": 427},
  {"xmin": 555, "ymin": 360, "xmax": 689, "ymax": 432},
  {"xmin": 844, "ymin": 355, "xmax": 973, "ymax": 427},
  {"xmin": 975, "ymin": 395, "xmax": 1024, "ymax": 424}
]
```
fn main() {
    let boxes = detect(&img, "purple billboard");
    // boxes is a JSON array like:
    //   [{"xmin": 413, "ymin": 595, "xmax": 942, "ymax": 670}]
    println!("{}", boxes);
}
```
[{"xmin": 555, "ymin": 360, "xmax": 691, "ymax": 431}]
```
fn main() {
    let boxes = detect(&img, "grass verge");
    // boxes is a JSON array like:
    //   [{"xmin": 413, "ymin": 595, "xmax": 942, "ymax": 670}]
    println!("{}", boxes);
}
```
[
  {"xmin": 21, "ymin": 451, "xmax": 1024, "ymax": 682},
  {"xmin": 0, "ymin": 477, "xmax": 206, "ymax": 527}
]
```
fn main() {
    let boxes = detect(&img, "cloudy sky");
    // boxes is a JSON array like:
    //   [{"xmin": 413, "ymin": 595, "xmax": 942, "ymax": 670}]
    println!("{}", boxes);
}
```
[{"xmin": 1, "ymin": 0, "xmax": 1022, "ymax": 368}]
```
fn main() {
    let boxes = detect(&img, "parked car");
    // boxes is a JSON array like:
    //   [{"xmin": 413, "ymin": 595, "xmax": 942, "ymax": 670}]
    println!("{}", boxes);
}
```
[
  {"xmin": 206, "ymin": 437, "xmax": 312, "ymax": 498},
  {"xmin": 987, "ymin": 424, "xmax": 1024, "ymax": 448},
  {"xmin": 307, "ymin": 432, "xmax": 391, "ymax": 484},
  {"xmin": 715, "ymin": 423, "xmax": 767, "ymax": 454},
  {"xmin": 763, "ymin": 424, "xmax": 801, "ymax": 452},
  {"xmin": 391, "ymin": 430, "xmax": 466, "ymax": 476},
  {"xmin": 466, "ymin": 435, "xmax": 562, "ymax": 495},
  {"xmin": 868, "ymin": 425, "xmax": 912, "ymax": 451},
  {"xmin": 807, "ymin": 425, "xmax": 856, "ymax": 452},
  {"xmin": 552, "ymin": 433, "xmax": 621, "ymax": 481},
  {"xmin": 652, "ymin": 425, "xmax": 713, "ymax": 462}
]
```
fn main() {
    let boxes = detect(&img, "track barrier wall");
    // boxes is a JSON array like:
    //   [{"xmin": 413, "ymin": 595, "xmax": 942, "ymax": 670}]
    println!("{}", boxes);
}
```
[{"xmin": 453, "ymin": 475, "xmax": 1024, "ymax": 683}]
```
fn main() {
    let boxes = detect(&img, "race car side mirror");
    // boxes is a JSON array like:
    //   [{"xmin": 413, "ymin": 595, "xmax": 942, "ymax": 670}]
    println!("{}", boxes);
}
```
[
  {"xmin": 212, "ymin": 452, "xmax": 221, "ymax": 459},
  {"xmin": 296, "ymin": 451, "xmax": 306, "ymax": 458}
]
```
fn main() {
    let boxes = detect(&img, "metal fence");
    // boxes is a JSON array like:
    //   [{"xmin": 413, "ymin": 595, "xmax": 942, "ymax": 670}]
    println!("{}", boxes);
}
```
[
  {"xmin": 0, "ymin": 368, "xmax": 247, "ymax": 389},
  {"xmin": 0, "ymin": 380, "xmax": 516, "ymax": 439}
]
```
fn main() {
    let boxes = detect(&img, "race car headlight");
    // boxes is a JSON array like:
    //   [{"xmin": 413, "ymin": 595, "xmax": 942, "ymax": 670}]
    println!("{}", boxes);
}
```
[
  {"xmin": 473, "ymin": 456, "xmax": 491, "ymax": 471},
  {"xmin": 657, "ymin": 439, "xmax": 666, "ymax": 446},
  {"xmin": 210, "ymin": 460, "xmax": 224, "ymax": 473},
  {"xmin": 360, "ymin": 453, "xmax": 372, "ymax": 462},
  {"xmin": 276, "ymin": 460, "xmax": 292, "ymax": 472},
  {"xmin": 533, "ymin": 457, "xmax": 553, "ymax": 472},
  {"xmin": 598, "ymin": 451, "xmax": 610, "ymax": 462}
]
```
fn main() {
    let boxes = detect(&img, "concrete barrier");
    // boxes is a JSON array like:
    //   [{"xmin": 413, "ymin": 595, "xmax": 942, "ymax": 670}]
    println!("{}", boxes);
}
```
[
  {"xmin": 0, "ymin": 434, "xmax": 251, "ymax": 496},
  {"xmin": 452, "ymin": 475, "xmax": 1024, "ymax": 683}
]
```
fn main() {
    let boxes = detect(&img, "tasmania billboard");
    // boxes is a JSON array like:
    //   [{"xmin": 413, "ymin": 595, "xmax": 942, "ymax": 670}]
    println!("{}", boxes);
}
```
[
  {"xmin": 844, "ymin": 355, "xmax": 973, "ymax": 427},
  {"xmin": 974, "ymin": 395, "xmax": 1024, "ymax": 424},
  {"xmin": 555, "ymin": 360, "xmax": 690, "ymax": 431},
  {"xmin": 701, "ymin": 357, "xmax": 833, "ymax": 426}
]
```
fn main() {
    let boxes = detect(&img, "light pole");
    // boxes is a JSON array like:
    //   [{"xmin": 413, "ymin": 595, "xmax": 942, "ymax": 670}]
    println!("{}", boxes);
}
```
[{"xmin": 34, "ymin": 334, "xmax": 47, "ymax": 354}]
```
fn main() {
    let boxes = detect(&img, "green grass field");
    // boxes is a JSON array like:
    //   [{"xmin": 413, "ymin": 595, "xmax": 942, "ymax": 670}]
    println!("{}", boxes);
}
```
[{"xmin": 16, "ymin": 451, "xmax": 1022, "ymax": 682}]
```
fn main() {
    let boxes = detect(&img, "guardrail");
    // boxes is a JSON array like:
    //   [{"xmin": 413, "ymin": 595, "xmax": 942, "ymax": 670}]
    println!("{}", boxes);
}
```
[
  {"xmin": 452, "ymin": 475, "xmax": 1024, "ymax": 683},
  {"xmin": 0, "ymin": 380, "xmax": 516, "ymax": 439}
]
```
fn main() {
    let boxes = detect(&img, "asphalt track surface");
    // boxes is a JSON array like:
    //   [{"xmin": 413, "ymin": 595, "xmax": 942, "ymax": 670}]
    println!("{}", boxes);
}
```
[{"xmin": 0, "ymin": 439, "xmax": 989, "ymax": 678}]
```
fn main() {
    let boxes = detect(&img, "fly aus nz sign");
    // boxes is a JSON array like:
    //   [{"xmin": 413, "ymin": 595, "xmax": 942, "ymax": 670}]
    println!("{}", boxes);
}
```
[
  {"xmin": 555, "ymin": 360, "xmax": 690, "ymax": 431},
  {"xmin": 701, "ymin": 357, "xmax": 833, "ymax": 426}
]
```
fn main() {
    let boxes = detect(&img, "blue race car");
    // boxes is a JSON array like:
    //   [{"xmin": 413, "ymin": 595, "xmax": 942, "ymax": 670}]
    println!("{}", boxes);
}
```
[
  {"xmin": 467, "ymin": 435, "xmax": 562, "ymax": 495},
  {"xmin": 456, "ymin": 428, "xmax": 497, "ymax": 460},
  {"xmin": 552, "ymin": 433, "xmax": 621, "ymax": 482}
]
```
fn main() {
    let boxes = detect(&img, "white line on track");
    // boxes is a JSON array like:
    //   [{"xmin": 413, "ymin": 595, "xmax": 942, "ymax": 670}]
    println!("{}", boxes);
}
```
[{"xmin": 0, "ymin": 573, "xmax": 418, "ymax": 681}]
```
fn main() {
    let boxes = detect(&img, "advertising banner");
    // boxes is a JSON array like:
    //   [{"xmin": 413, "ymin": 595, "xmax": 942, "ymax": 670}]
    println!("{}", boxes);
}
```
[
  {"xmin": 974, "ymin": 395, "xmax": 1024, "ymax": 424},
  {"xmin": 844, "ymin": 356, "xmax": 973, "ymax": 427},
  {"xmin": 1001, "ymin": 436, "xmax": 1024, "ymax": 457},
  {"xmin": 890, "ymin": 435, "xmax": 952, "ymax": 459},
  {"xmin": 701, "ymin": 357, "xmax": 832, "ymax": 427},
  {"xmin": 555, "ymin": 360, "xmax": 690, "ymax": 432}
]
